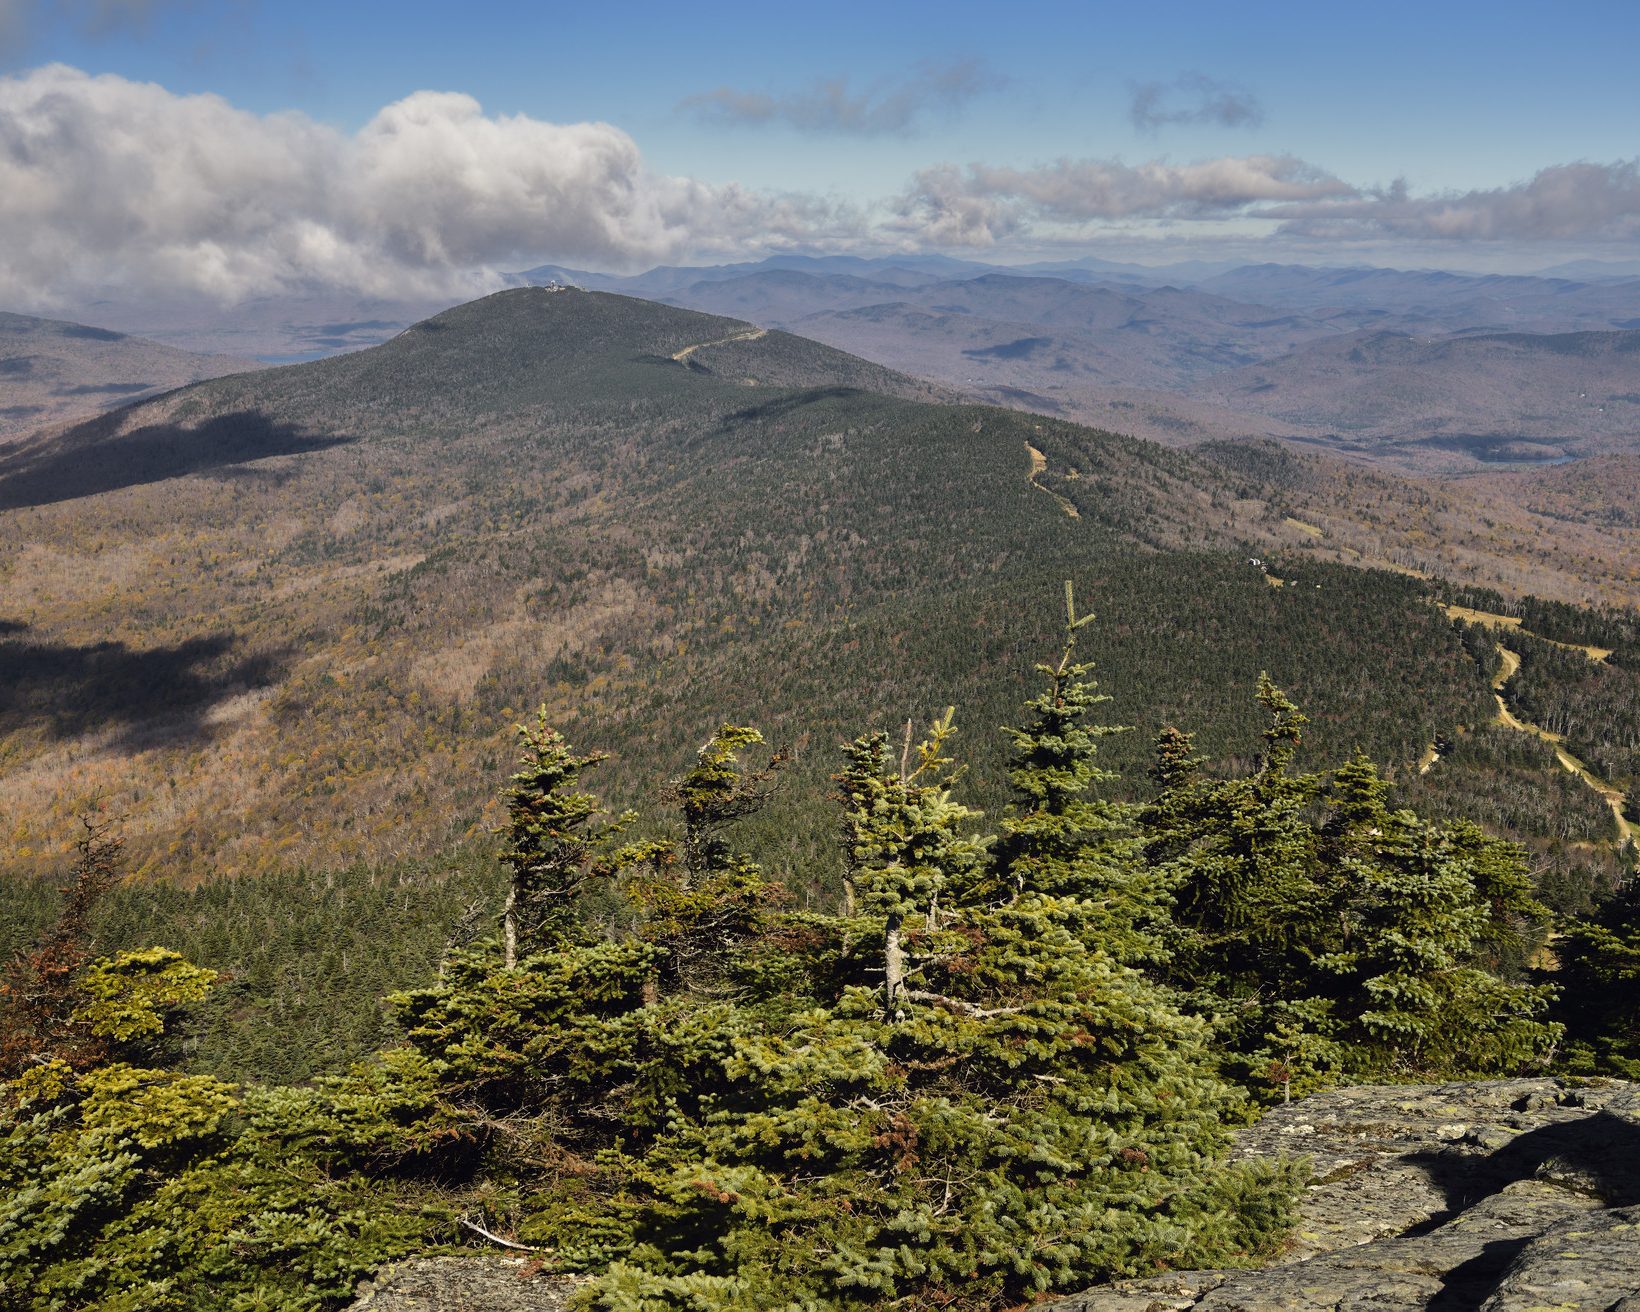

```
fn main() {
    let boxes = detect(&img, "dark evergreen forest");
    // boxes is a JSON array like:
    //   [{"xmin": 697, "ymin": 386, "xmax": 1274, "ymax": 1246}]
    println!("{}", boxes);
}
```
[
  {"xmin": 2, "ymin": 290, "xmax": 1638, "ymax": 1310},
  {"xmin": 9, "ymin": 602, "xmax": 1633, "ymax": 1312}
]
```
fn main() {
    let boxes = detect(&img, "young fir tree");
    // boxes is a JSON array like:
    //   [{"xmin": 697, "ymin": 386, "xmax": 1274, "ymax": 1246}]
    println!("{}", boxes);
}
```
[
  {"xmin": 1295, "ymin": 756, "xmax": 1558, "ymax": 1078},
  {"xmin": 1140, "ymin": 676, "xmax": 1331, "ymax": 1064},
  {"xmin": 1557, "ymin": 879, "xmax": 1640, "ymax": 1076},
  {"xmin": 1143, "ymin": 689, "xmax": 1559, "ymax": 1096},
  {"xmin": 1440, "ymin": 818, "xmax": 1555, "ymax": 979},
  {"xmin": 498, "ymin": 709, "xmax": 629, "ymax": 967},
  {"xmin": 386, "ymin": 722, "xmax": 662, "ymax": 1269},
  {"xmin": 590, "ymin": 643, "xmax": 1300, "ymax": 1312},
  {"xmin": 990, "ymin": 581, "xmax": 1166, "ymax": 966},
  {"xmin": 393, "ymin": 718, "xmax": 654, "ymax": 1129},
  {"xmin": 835, "ymin": 709, "xmax": 986, "ymax": 1018},
  {"xmin": 625, "ymin": 725, "xmax": 786, "ymax": 997}
]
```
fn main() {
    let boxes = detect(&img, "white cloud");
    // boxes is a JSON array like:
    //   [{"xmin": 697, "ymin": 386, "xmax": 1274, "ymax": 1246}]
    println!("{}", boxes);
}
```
[
  {"xmin": 895, "ymin": 154, "xmax": 1355, "ymax": 247},
  {"xmin": 679, "ymin": 59, "xmax": 998, "ymax": 136},
  {"xmin": 2, "ymin": 63, "xmax": 1634, "ymax": 303},
  {"xmin": 1264, "ymin": 161, "xmax": 1640, "ymax": 243},
  {"xmin": 0, "ymin": 64, "xmax": 849, "ymax": 305}
]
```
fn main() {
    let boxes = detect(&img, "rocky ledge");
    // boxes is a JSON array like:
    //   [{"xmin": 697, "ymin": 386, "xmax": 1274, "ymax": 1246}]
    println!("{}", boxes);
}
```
[
  {"xmin": 346, "ymin": 1256, "xmax": 585, "ymax": 1311},
  {"xmin": 349, "ymin": 1077, "xmax": 1640, "ymax": 1312},
  {"xmin": 1045, "ymin": 1076, "xmax": 1640, "ymax": 1311}
]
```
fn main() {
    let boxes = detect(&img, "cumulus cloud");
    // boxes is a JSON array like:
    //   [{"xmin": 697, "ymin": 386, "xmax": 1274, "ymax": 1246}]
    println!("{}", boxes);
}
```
[
  {"xmin": 0, "ymin": 64, "xmax": 852, "ymax": 305},
  {"xmin": 679, "ymin": 59, "xmax": 997, "ymax": 136},
  {"xmin": 1264, "ymin": 160, "xmax": 1640, "ymax": 242},
  {"xmin": 1129, "ymin": 73, "xmax": 1263, "ymax": 132},
  {"xmin": 4, "ymin": 63, "xmax": 1631, "ymax": 302},
  {"xmin": 895, "ymin": 154, "xmax": 1354, "ymax": 246}
]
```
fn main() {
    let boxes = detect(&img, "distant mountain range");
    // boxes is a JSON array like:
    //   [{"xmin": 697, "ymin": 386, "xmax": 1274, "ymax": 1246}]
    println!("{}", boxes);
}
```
[
  {"xmin": 524, "ymin": 254, "xmax": 1640, "ymax": 336},
  {"xmin": 1192, "ymin": 263, "xmax": 1640, "ymax": 333},
  {"xmin": 789, "ymin": 275, "xmax": 1332, "ymax": 387},
  {"xmin": 7, "ymin": 288, "xmax": 1634, "ymax": 884},
  {"xmin": 11, "ymin": 253, "xmax": 1640, "ymax": 473},
  {"xmin": 1190, "ymin": 327, "xmax": 1640, "ymax": 470},
  {"xmin": 1534, "ymin": 259, "xmax": 1640, "ymax": 281},
  {"xmin": 0, "ymin": 311, "xmax": 258, "ymax": 445},
  {"xmin": 512, "ymin": 258, "xmax": 1640, "ymax": 472}
]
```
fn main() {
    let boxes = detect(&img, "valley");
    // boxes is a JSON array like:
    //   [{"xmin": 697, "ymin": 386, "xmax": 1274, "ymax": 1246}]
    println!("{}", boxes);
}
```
[
  {"xmin": 2, "ymin": 289, "xmax": 1634, "ymax": 911},
  {"xmin": 6, "ymin": 13, "xmax": 1640, "ymax": 1311},
  {"xmin": 0, "ymin": 311, "xmax": 260, "ymax": 445},
  {"xmin": 507, "ymin": 255, "xmax": 1640, "ymax": 477}
]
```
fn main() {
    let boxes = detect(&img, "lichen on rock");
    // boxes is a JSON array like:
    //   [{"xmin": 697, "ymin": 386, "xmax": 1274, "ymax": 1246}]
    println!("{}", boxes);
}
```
[{"xmin": 1044, "ymin": 1077, "xmax": 1640, "ymax": 1312}]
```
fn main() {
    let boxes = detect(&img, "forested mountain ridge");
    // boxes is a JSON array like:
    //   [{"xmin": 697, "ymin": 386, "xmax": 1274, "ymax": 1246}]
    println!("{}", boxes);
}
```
[
  {"xmin": 0, "ymin": 288, "xmax": 1630, "ymax": 900},
  {"xmin": 509, "ymin": 260, "xmax": 1640, "ymax": 480},
  {"xmin": 1190, "ymin": 326, "xmax": 1640, "ymax": 467},
  {"xmin": 3, "ymin": 289, "xmax": 1639, "ymax": 1312},
  {"xmin": 0, "ymin": 310, "xmax": 260, "ymax": 446}
]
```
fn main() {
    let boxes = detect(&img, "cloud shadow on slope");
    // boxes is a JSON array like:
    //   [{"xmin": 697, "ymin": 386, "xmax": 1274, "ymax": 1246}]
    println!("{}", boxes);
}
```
[
  {"xmin": 0, "ymin": 409, "xmax": 355, "ymax": 511},
  {"xmin": 0, "ymin": 630, "xmax": 287, "ymax": 751},
  {"xmin": 718, "ymin": 386, "xmax": 866, "ymax": 428}
]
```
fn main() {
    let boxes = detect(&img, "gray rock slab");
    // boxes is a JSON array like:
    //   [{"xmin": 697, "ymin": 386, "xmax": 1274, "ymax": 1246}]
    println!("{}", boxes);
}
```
[
  {"xmin": 347, "ymin": 1257, "xmax": 585, "ymax": 1311},
  {"xmin": 1480, "ymin": 1204, "xmax": 1640, "ymax": 1312},
  {"xmin": 1045, "ymin": 1077, "xmax": 1640, "ymax": 1312}
]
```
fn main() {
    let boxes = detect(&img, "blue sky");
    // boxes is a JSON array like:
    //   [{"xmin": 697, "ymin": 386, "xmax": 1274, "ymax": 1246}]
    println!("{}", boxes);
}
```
[
  {"xmin": 16, "ymin": 0, "xmax": 1638, "ymax": 191},
  {"xmin": 2, "ymin": 0, "xmax": 1638, "ymax": 301}
]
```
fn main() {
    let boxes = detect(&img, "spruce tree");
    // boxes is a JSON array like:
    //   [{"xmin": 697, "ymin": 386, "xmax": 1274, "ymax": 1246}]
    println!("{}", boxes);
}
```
[
  {"xmin": 1140, "ymin": 676, "xmax": 1328, "ymax": 1063},
  {"xmin": 1143, "ymin": 689, "xmax": 1560, "ymax": 1094},
  {"xmin": 992, "ymin": 582, "xmax": 1166, "ymax": 965},
  {"xmin": 394, "ymin": 721, "xmax": 659, "ymax": 1169},
  {"xmin": 626, "ymin": 725, "xmax": 786, "ymax": 996},
  {"xmin": 836, "ymin": 710, "xmax": 986, "ymax": 1017},
  {"xmin": 1558, "ymin": 880, "xmax": 1640, "ymax": 1076},
  {"xmin": 498, "ymin": 709, "xmax": 627, "ymax": 966},
  {"xmin": 1333, "ymin": 811, "xmax": 1558, "ymax": 1074},
  {"xmin": 591, "ymin": 661, "xmax": 1300, "ymax": 1312}
]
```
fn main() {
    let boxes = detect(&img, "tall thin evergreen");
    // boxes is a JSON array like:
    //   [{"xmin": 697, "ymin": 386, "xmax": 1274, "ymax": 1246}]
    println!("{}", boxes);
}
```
[
  {"xmin": 629, "ymin": 724, "xmax": 785, "ymax": 995},
  {"xmin": 993, "ymin": 582, "xmax": 1166, "ymax": 965},
  {"xmin": 498, "ymin": 709, "xmax": 626, "ymax": 966},
  {"xmin": 837, "ymin": 710, "xmax": 986, "ymax": 1017}
]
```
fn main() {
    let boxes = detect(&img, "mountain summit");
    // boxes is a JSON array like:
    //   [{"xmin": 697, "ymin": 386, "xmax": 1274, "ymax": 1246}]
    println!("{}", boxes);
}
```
[{"xmin": 0, "ymin": 288, "xmax": 1626, "ymax": 887}]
